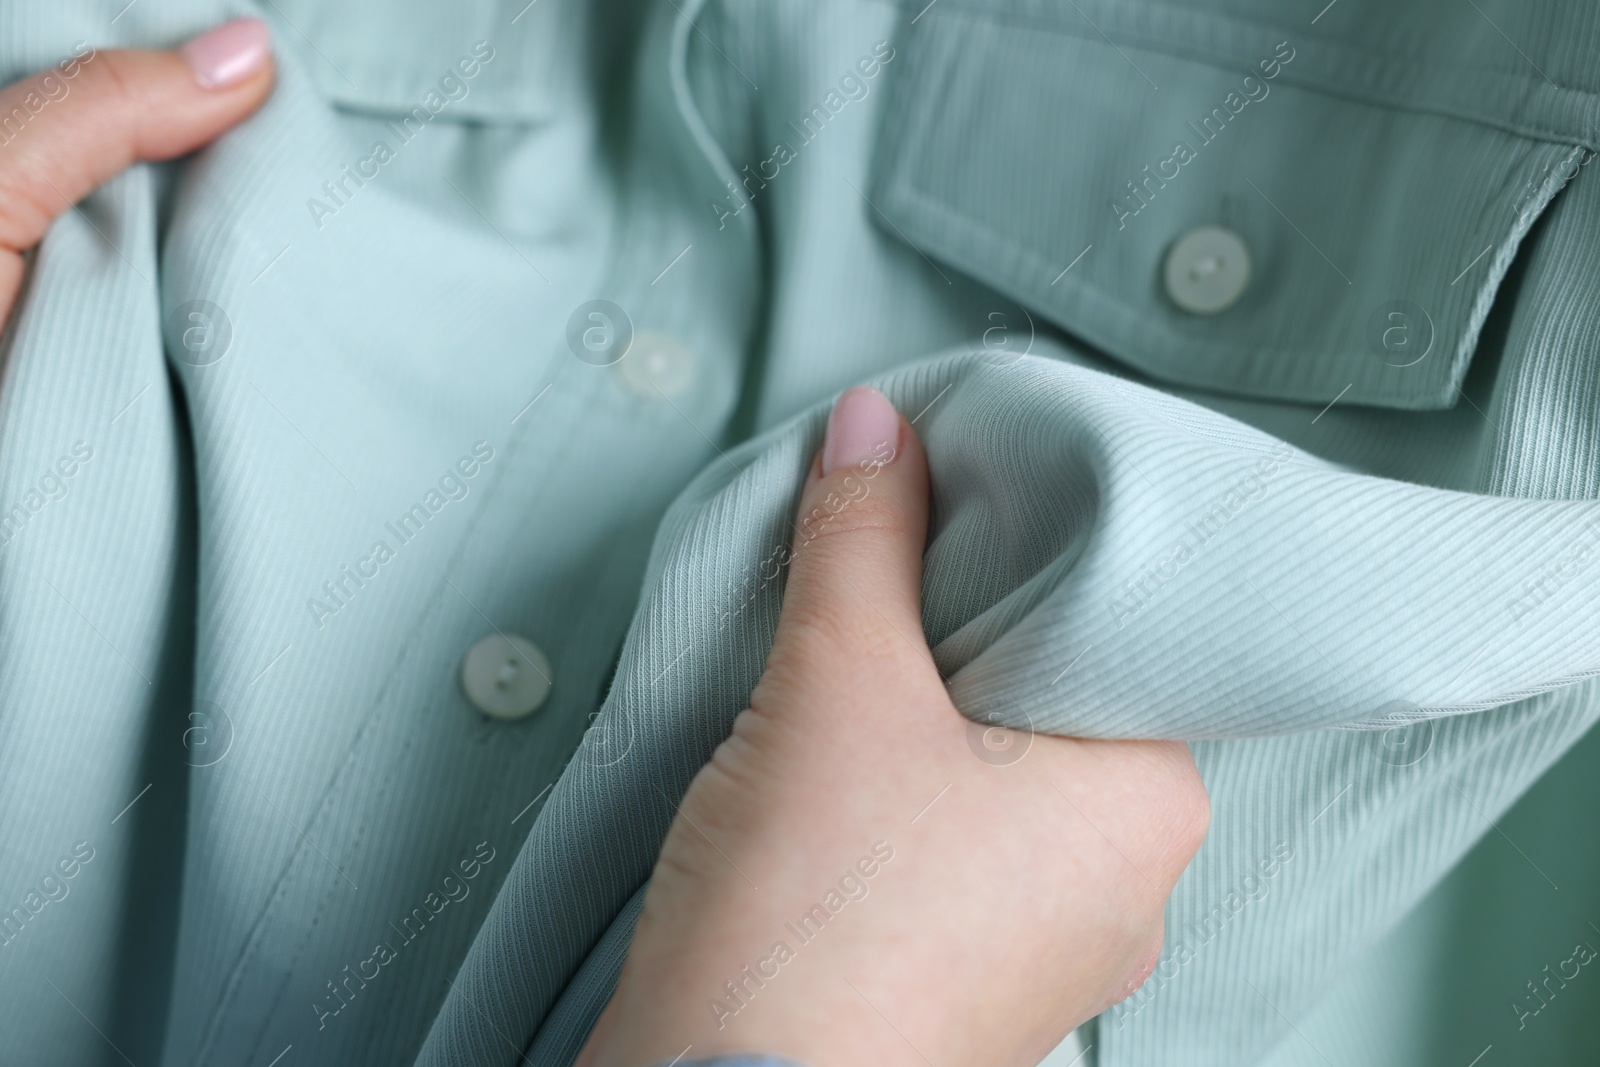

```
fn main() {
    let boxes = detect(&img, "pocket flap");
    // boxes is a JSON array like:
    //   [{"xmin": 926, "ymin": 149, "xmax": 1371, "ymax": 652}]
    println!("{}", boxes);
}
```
[{"xmin": 872, "ymin": 0, "xmax": 1599, "ymax": 409}]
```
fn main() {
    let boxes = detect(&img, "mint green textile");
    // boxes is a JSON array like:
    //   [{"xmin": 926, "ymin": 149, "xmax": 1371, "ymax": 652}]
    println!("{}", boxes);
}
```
[{"xmin": 1, "ymin": 1, "xmax": 1599, "ymax": 1066}]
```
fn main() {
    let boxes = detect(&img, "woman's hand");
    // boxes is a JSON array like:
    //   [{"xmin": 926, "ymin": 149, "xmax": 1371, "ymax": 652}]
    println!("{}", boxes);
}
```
[
  {"xmin": 579, "ymin": 387, "xmax": 1211, "ymax": 1067},
  {"xmin": 0, "ymin": 17, "xmax": 273, "ymax": 324}
]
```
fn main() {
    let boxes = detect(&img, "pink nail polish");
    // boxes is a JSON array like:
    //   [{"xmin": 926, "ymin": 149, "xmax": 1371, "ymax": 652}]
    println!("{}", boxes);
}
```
[
  {"xmin": 181, "ymin": 18, "xmax": 271, "ymax": 90},
  {"xmin": 821, "ymin": 387, "xmax": 901, "ymax": 476}
]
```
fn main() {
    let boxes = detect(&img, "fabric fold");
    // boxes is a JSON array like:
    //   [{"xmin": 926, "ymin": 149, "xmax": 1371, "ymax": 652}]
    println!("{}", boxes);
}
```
[{"xmin": 418, "ymin": 347, "xmax": 1600, "ymax": 1064}]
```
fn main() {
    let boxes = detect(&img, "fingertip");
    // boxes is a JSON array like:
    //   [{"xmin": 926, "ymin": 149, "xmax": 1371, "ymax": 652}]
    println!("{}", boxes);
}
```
[
  {"xmin": 821, "ymin": 386, "xmax": 903, "ymax": 477},
  {"xmin": 776, "ymin": 387, "xmax": 932, "ymax": 653},
  {"xmin": 0, "ymin": 32, "xmax": 276, "ymax": 258},
  {"xmin": 179, "ymin": 17, "xmax": 273, "ymax": 91},
  {"xmin": 796, "ymin": 386, "xmax": 929, "ymax": 531}
]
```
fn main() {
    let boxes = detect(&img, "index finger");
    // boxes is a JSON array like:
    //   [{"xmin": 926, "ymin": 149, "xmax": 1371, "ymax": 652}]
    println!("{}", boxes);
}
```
[{"xmin": 0, "ymin": 19, "xmax": 274, "ymax": 319}]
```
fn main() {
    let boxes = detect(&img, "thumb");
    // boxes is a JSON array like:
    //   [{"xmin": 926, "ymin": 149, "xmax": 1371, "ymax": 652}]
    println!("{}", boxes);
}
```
[
  {"xmin": 0, "ymin": 18, "xmax": 275, "ymax": 320},
  {"xmin": 764, "ymin": 386, "xmax": 935, "ymax": 696}
]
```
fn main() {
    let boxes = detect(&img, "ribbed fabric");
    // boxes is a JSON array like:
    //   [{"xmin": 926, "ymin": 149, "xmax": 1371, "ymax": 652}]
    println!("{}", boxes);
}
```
[
  {"xmin": 0, "ymin": 2, "xmax": 739, "ymax": 1065},
  {"xmin": 425, "ymin": 2, "xmax": 1600, "ymax": 1065},
  {"xmin": 526, "ymin": 886, "xmax": 647, "ymax": 1065},
  {"xmin": 2, "ymin": 2, "xmax": 1600, "ymax": 1067},
  {"xmin": 1259, "ymin": 72, "xmax": 1600, "ymax": 1067}
]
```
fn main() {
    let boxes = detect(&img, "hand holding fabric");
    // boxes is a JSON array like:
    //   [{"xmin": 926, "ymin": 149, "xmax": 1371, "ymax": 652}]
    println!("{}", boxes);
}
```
[
  {"xmin": 576, "ymin": 387, "xmax": 1210, "ymax": 1067},
  {"xmin": 430, "ymin": 350, "xmax": 1600, "ymax": 1066},
  {"xmin": 0, "ymin": 17, "xmax": 272, "ymax": 323}
]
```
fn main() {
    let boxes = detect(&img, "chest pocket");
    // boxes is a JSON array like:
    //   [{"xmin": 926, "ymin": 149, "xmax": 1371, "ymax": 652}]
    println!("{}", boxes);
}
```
[{"xmin": 871, "ymin": 0, "xmax": 1600, "ymax": 410}]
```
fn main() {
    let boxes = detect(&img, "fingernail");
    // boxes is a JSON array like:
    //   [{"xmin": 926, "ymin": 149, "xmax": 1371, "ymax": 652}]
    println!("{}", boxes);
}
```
[
  {"xmin": 822, "ymin": 387, "xmax": 901, "ymax": 476},
  {"xmin": 181, "ymin": 18, "xmax": 271, "ymax": 90}
]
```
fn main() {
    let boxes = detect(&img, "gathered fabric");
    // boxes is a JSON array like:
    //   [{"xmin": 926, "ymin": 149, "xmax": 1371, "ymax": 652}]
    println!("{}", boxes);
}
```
[{"xmin": 3, "ymin": 1, "xmax": 1600, "ymax": 1065}]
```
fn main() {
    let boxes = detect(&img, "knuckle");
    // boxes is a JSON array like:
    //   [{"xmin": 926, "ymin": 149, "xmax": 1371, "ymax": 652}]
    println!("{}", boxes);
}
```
[
  {"xmin": 668, "ymin": 715, "xmax": 783, "ymax": 842},
  {"xmin": 797, "ymin": 507, "xmax": 902, "ymax": 547},
  {"xmin": 782, "ymin": 595, "xmax": 906, "ymax": 661},
  {"xmin": 1073, "ymin": 740, "xmax": 1210, "ymax": 888},
  {"xmin": 1119, "ymin": 740, "xmax": 1210, "ymax": 868},
  {"xmin": 1182, "ymin": 783, "xmax": 1212, "ymax": 852},
  {"xmin": 715, "ymin": 708, "xmax": 772, "ymax": 773},
  {"xmin": 1162, "ymin": 752, "xmax": 1212, "ymax": 857},
  {"xmin": 790, "ymin": 478, "xmax": 907, "ymax": 556},
  {"xmin": 1112, "ymin": 925, "xmax": 1165, "ymax": 1004},
  {"xmin": 650, "ymin": 835, "xmax": 712, "ymax": 891},
  {"xmin": 0, "ymin": 53, "xmax": 136, "ymax": 253},
  {"xmin": 1145, "ymin": 792, "xmax": 1209, "ymax": 888},
  {"xmin": 701, "ymin": 709, "xmax": 783, "ymax": 802},
  {"xmin": 83, "ymin": 50, "xmax": 139, "ymax": 114},
  {"xmin": 0, "ymin": 159, "xmax": 57, "ymax": 249}
]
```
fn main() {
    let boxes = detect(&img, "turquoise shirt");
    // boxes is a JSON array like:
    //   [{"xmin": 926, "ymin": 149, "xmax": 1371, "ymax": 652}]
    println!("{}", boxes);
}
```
[{"xmin": 2, "ymin": 1, "xmax": 1599, "ymax": 1066}]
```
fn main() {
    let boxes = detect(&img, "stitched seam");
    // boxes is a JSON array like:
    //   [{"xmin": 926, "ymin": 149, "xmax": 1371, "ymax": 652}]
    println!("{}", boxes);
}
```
[{"xmin": 904, "ymin": 0, "xmax": 1600, "ymax": 147}]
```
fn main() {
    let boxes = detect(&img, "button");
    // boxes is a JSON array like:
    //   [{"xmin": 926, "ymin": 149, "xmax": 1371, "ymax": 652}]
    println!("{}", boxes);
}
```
[
  {"xmin": 460, "ymin": 634, "xmax": 552, "ymax": 720},
  {"xmin": 616, "ymin": 332, "xmax": 696, "ymax": 398},
  {"xmin": 1163, "ymin": 226, "xmax": 1250, "ymax": 314}
]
